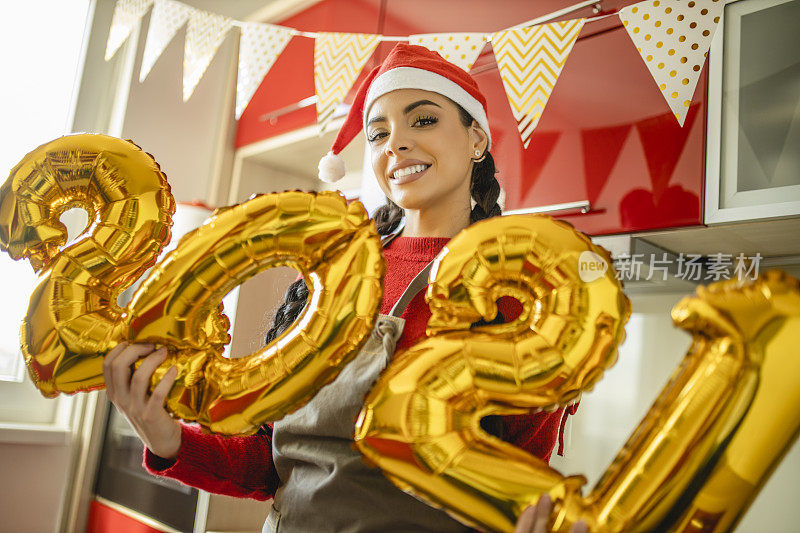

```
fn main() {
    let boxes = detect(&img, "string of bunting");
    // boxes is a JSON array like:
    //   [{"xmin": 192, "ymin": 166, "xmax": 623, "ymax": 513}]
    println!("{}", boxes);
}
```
[{"xmin": 105, "ymin": 0, "xmax": 724, "ymax": 146}]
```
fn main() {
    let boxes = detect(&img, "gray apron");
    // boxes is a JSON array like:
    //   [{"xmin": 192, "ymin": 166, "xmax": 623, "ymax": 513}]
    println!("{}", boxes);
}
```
[{"xmin": 263, "ymin": 228, "xmax": 471, "ymax": 533}]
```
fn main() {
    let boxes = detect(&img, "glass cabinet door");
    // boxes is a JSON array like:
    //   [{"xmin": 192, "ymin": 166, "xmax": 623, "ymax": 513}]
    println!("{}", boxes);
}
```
[{"xmin": 706, "ymin": 0, "xmax": 800, "ymax": 222}]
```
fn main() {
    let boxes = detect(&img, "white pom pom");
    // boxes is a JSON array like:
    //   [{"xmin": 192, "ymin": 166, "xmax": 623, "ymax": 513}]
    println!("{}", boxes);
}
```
[{"xmin": 318, "ymin": 151, "xmax": 346, "ymax": 183}]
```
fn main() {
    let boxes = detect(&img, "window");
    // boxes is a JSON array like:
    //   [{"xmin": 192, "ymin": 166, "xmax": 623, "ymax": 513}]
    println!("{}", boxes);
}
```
[{"xmin": 0, "ymin": 1, "xmax": 91, "ymax": 390}]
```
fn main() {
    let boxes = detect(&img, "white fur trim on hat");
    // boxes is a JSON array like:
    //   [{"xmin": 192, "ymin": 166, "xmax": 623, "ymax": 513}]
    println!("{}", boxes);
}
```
[
  {"xmin": 363, "ymin": 67, "xmax": 491, "ymax": 149},
  {"xmin": 318, "ymin": 151, "xmax": 346, "ymax": 183}
]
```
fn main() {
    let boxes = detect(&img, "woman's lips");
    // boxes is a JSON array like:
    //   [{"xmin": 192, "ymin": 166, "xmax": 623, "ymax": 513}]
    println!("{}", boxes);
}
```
[{"xmin": 391, "ymin": 165, "xmax": 429, "ymax": 185}]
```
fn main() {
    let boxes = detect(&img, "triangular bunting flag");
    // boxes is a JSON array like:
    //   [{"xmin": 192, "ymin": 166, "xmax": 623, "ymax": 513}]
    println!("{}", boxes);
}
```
[
  {"xmin": 409, "ymin": 33, "xmax": 488, "ymax": 72},
  {"xmin": 492, "ymin": 21, "xmax": 585, "ymax": 149},
  {"xmin": 236, "ymin": 22, "xmax": 294, "ymax": 119},
  {"xmin": 314, "ymin": 32, "xmax": 380, "ymax": 131},
  {"xmin": 183, "ymin": 9, "xmax": 233, "ymax": 101},
  {"xmin": 620, "ymin": 0, "xmax": 723, "ymax": 126},
  {"xmin": 139, "ymin": 0, "xmax": 193, "ymax": 83},
  {"xmin": 105, "ymin": 0, "xmax": 154, "ymax": 60}
]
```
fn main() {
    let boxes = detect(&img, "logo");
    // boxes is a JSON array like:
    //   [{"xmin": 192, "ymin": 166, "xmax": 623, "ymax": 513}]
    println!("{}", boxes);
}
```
[{"xmin": 579, "ymin": 251, "xmax": 608, "ymax": 282}]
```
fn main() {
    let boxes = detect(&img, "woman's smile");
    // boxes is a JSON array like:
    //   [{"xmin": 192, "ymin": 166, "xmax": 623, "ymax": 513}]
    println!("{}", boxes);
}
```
[{"xmin": 389, "ymin": 160, "xmax": 431, "ymax": 185}]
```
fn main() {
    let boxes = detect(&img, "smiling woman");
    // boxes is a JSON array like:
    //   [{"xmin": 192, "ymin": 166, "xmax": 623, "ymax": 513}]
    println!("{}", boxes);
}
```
[{"xmin": 108, "ymin": 43, "xmax": 578, "ymax": 533}]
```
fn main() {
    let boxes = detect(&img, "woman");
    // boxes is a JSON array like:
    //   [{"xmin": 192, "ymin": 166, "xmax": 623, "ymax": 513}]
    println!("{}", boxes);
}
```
[{"xmin": 103, "ymin": 43, "xmax": 580, "ymax": 532}]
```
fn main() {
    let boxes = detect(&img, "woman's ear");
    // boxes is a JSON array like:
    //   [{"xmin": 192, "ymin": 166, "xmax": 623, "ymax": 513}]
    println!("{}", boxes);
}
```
[{"xmin": 470, "ymin": 120, "xmax": 489, "ymax": 155}]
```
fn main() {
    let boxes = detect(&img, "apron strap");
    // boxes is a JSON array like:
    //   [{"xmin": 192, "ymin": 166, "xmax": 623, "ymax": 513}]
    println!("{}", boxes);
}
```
[{"xmin": 389, "ymin": 260, "xmax": 435, "ymax": 318}]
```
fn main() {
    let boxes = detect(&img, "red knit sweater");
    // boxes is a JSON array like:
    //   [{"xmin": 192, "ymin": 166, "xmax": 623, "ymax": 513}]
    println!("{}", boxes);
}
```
[{"xmin": 143, "ymin": 235, "xmax": 577, "ymax": 501}]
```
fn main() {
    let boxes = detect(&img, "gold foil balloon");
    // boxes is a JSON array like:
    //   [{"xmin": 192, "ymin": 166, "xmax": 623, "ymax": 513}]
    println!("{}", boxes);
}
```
[
  {"xmin": 355, "ymin": 214, "xmax": 632, "ymax": 532},
  {"xmin": 355, "ymin": 212, "xmax": 800, "ymax": 533},
  {"xmin": 0, "ymin": 134, "xmax": 175, "ymax": 396},
  {"xmin": 6, "ymin": 136, "xmax": 799, "ymax": 527},
  {"xmin": 0, "ymin": 134, "xmax": 385, "ymax": 436},
  {"xmin": 124, "ymin": 190, "xmax": 384, "ymax": 435}
]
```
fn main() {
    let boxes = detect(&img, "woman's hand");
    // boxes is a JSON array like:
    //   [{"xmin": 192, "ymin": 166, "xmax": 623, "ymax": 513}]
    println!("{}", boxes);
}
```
[
  {"xmin": 514, "ymin": 494, "xmax": 588, "ymax": 533},
  {"xmin": 102, "ymin": 341, "xmax": 181, "ymax": 459}
]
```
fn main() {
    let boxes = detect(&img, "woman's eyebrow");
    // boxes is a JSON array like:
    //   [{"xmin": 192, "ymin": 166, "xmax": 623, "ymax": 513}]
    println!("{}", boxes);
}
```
[
  {"xmin": 404, "ymin": 100, "xmax": 441, "ymax": 114},
  {"xmin": 367, "ymin": 100, "xmax": 442, "ymax": 127}
]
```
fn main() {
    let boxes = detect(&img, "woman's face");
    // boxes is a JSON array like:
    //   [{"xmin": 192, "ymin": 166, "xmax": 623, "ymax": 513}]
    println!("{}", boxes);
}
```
[{"xmin": 366, "ymin": 89, "xmax": 487, "ymax": 213}]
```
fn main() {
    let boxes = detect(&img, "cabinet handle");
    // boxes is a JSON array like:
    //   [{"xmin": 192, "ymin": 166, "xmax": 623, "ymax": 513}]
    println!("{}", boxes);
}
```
[{"xmin": 504, "ymin": 200, "xmax": 591, "ymax": 215}]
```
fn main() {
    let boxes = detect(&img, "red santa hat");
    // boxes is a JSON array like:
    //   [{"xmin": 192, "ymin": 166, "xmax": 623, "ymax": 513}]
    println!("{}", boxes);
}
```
[{"xmin": 318, "ymin": 43, "xmax": 491, "ymax": 183}]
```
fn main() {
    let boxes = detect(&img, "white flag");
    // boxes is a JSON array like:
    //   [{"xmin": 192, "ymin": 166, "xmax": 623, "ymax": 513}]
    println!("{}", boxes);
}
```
[
  {"xmin": 620, "ymin": 0, "xmax": 724, "ymax": 126},
  {"xmin": 409, "ymin": 33, "xmax": 488, "ymax": 72},
  {"xmin": 183, "ymin": 9, "xmax": 233, "ymax": 101},
  {"xmin": 236, "ymin": 23, "xmax": 294, "ymax": 119},
  {"xmin": 139, "ymin": 0, "xmax": 193, "ymax": 83},
  {"xmin": 105, "ymin": 0, "xmax": 154, "ymax": 60}
]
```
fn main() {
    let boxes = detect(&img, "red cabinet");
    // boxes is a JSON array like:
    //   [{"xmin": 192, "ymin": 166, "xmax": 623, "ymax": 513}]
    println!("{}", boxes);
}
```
[{"xmin": 235, "ymin": 0, "xmax": 706, "ymax": 235}]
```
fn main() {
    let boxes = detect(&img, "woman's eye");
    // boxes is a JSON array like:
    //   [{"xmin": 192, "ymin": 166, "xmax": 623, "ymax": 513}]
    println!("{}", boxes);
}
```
[
  {"xmin": 368, "ymin": 131, "xmax": 387, "ymax": 143},
  {"xmin": 413, "ymin": 116, "xmax": 437, "ymax": 127}
]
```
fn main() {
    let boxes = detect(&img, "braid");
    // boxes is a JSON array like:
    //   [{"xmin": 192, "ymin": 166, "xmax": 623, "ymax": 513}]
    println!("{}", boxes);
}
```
[
  {"xmin": 450, "ymin": 104, "xmax": 503, "ymax": 224},
  {"xmin": 469, "ymin": 152, "xmax": 502, "ymax": 224},
  {"xmin": 263, "ymin": 199, "xmax": 403, "ymax": 345}
]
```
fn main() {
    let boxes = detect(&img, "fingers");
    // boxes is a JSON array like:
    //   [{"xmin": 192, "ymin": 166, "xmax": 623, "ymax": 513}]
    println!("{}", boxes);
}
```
[
  {"xmin": 146, "ymin": 365, "xmax": 178, "ymax": 414},
  {"xmin": 514, "ymin": 505, "xmax": 537, "ymax": 533},
  {"xmin": 570, "ymin": 520, "xmax": 589, "ymax": 533},
  {"xmin": 103, "ymin": 341, "xmax": 128, "ymax": 401},
  {"xmin": 515, "ymin": 494, "xmax": 553, "ymax": 533},
  {"xmin": 129, "ymin": 347, "xmax": 168, "ymax": 413},
  {"xmin": 104, "ymin": 342, "xmax": 156, "ymax": 405},
  {"xmin": 532, "ymin": 494, "xmax": 553, "ymax": 532}
]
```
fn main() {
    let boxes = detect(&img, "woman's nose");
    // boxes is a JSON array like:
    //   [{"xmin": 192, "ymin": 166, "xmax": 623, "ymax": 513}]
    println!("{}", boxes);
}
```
[{"xmin": 385, "ymin": 129, "xmax": 411, "ymax": 156}]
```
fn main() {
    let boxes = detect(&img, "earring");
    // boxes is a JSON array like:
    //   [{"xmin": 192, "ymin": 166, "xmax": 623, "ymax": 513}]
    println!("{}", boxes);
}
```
[{"xmin": 473, "ymin": 149, "xmax": 486, "ymax": 163}]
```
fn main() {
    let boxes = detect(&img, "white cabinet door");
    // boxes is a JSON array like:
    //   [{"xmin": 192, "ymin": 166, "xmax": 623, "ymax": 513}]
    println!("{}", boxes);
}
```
[{"xmin": 705, "ymin": 0, "xmax": 800, "ymax": 223}]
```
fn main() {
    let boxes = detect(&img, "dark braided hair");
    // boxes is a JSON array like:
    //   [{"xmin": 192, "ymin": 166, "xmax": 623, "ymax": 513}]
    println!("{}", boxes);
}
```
[{"xmin": 264, "ymin": 104, "xmax": 502, "ymax": 346}]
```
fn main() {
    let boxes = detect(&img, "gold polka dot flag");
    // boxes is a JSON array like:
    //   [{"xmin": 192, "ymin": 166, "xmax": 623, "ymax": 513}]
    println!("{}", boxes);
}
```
[
  {"xmin": 105, "ymin": 0, "xmax": 153, "ymax": 61},
  {"xmin": 492, "ymin": 20, "xmax": 585, "ymax": 149},
  {"xmin": 236, "ymin": 23, "xmax": 294, "ymax": 119},
  {"xmin": 314, "ymin": 33, "xmax": 380, "ymax": 132},
  {"xmin": 183, "ymin": 9, "xmax": 233, "ymax": 101},
  {"xmin": 140, "ymin": 0, "xmax": 193, "ymax": 83},
  {"xmin": 409, "ymin": 33, "xmax": 489, "ymax": 72},
  {"xmin": 619, "ymin": 0, "xmax": 724, "ymax": 126}
]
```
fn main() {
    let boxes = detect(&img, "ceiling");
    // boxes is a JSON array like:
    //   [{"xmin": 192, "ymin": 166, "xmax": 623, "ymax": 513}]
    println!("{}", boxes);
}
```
[{"xmin": 180, "ymin": 0, "xmax": 307, "ymax": 21}]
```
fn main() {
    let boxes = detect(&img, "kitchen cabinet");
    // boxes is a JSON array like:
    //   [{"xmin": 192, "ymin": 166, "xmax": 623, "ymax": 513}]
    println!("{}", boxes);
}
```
[
  {"xmin": 235, "ymin": 0, "xmax": 708, "ymax": 235},
  {"xmin": 704, "ymin": 0, "xmax": 800, "ymax": 223}
]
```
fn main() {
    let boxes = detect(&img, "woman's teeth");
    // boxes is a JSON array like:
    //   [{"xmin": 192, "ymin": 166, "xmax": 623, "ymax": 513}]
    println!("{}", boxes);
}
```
[{"xmin": 392, "ymin": 164, "xmax": 428, "ymax": 180}]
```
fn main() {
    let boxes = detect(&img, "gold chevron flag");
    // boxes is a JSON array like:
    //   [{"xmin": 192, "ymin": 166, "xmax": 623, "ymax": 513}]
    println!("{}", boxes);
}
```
[
  {"xmin": 409, "ymin": 33, "xmax": 488, "ymax": 72},
  {"xmin": 236, "ymin": 23, "xmax": 294, "ymax": 119},
  {"xmin": 183, "ymin": 9, "xmax": 233, "ymax": 101},
  {"xmin": 492, "ymin": 20, "xmax": 585, "ymax": 148},
  {"xmin": 314, "ymin": 32, "xmax": 380, "ymax": 131},
  {"xmin": 620, "ymin": 0, "xmax": 723, "ymax": 126},
  {"xmin": 105, "ymin": 0, "xmax": 154, "ymax": 61},
  {"xmin": 140, "ymin": 0, "xmax": 193, "ymax": 82}
]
